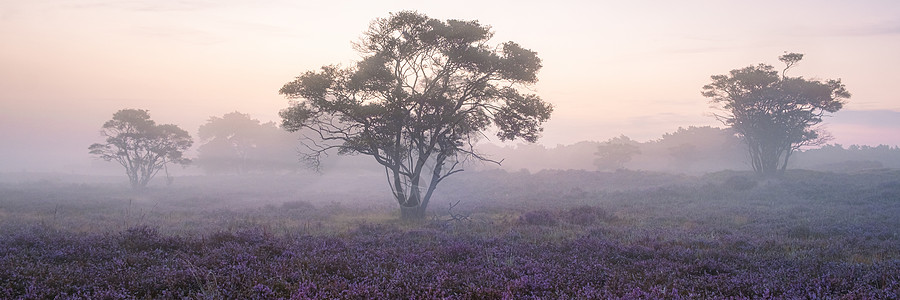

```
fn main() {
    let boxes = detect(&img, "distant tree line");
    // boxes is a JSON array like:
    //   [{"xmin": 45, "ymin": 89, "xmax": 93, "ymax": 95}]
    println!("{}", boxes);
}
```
[
  {"xmin": 478, "ymin": 126, "xmax": 900, "ymax": 174},
  {"xmin": 791, "ymin": 144, "xmax": 900, "ymax": 171},
  {"xmin": 478, "ymin": 126, "xmax": 747, "ymax": 174}
]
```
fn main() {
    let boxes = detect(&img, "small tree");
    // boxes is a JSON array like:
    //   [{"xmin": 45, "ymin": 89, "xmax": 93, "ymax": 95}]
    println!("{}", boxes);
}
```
[
  {"xmin": 279, "ymin": 11, "xmax": 553, "ymax": 220},
  {"xmin": 702, "ymin": 53, "xmax": 850, "ymax": 176},
  {"xmin": 594, "ymin": 135, "xmax": 641, "ymax": 171},
  {"xmin": 89, "ymin": 109, "xmax": 192, "ymax": 189}
]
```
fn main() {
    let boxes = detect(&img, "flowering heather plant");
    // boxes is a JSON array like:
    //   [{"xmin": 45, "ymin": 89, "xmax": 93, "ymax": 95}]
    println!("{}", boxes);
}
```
[
  {"xmin": 1, "ymin": 221, "xmax": 897, "ymax": 299},
  {"xmin": 0, "ymin": 170, "xmax": 898, "ymax": 298}
]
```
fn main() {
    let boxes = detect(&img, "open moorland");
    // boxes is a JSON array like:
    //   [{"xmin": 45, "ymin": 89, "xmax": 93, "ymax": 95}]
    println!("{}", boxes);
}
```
[{"xmin": 1, "ymin": 169, "xmax": 899, "ymax": 299}]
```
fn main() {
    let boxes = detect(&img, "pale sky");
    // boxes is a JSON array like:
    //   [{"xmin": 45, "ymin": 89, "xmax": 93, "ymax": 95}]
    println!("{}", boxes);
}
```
[{"xmin": 1, "ymin": 0, "xmax": 899, "ymax": 172}]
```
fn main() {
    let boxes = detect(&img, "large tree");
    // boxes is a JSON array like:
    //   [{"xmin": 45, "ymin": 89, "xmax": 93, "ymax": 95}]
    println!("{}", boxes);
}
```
[
  {"xmin": 89, "ymin": 109, "xmax": 192, "ymax": 189},
  {"xmin": 702, "ymin": 53, "xmax": 850, "ymax": 176},
  {"xmin": 279, "ymin": 11, "xmax": 553, "ymax": 220}
]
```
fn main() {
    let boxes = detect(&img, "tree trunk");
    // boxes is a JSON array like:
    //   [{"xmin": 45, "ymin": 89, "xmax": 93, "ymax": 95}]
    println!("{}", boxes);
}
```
[{"xmin": 779, "ymin": 149, "xmax": 793, "ymax": 175}]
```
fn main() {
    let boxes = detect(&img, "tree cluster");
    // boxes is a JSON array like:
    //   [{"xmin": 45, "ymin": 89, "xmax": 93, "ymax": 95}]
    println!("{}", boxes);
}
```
[{"xmin": 89, "ymin": 12, "xmax": 855, "ymax": 220}]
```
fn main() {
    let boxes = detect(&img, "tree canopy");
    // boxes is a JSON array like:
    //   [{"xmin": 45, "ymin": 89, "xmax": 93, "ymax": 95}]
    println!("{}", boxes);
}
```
[
  {"xmin": 279, "ymin": 11, "xmax": 553, "ymax": 219},
  {"xmin": 702, "ymin": 53, "xmax": 850, "ymax": 176},
  {"xmin": 89, "ymin": 109, "xmax": 192, "ymax": 189}
]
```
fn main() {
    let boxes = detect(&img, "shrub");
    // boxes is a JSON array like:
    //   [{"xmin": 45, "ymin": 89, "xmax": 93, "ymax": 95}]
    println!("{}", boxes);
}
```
[
  {"xmin": 518, "ymin": 210, "xmax": 557, "ymax": 226},
  {"xmin": 565, "ymin": 205, "xmax": 612, "ymax": 226},
  {"xmin": 442, "ymin": 241, "xmax": 474, "ymax": 262},
  {"xmin": 120, "ymin": 226, "xmax": 164, "ymax": 252},
  {"xmin": 282, "ymin": 200, "xmax": 315, "ymax": 210}
]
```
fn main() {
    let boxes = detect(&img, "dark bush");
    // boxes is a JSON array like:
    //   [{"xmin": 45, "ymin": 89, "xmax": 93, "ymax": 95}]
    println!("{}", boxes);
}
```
[
  {"xmin": 442, "ymin": 241, "xmax": 474, "ymax": 262},
  {"xmin": 282, "ymin": 200, "xmax": 315, "ymax": 210},
  {"xmin": 518, "ymin": 210, "xmax": 557, "ymax": 226},
  {"xmin": 565, "ymin": 205, "xmax": 613, "ymax": 226},
  {"xmin": 120, "ymin": 226, "xmax": 164, "ymax": 252}
]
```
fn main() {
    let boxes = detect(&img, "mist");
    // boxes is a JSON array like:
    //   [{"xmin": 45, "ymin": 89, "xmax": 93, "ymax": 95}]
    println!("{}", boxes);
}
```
[{"xmin": 2, "ymin": 2, "xmax": 900, "ymax": 298}]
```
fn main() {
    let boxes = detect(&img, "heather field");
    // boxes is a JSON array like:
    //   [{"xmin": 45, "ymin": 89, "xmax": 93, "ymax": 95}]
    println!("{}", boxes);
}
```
[{"xmin": 1, "ymin": 169, "xmax": 899, "ymax": 299}]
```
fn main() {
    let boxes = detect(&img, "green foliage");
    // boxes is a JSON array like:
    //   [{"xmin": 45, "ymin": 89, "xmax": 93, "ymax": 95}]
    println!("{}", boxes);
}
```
[
  {"xmin": 89, "ymin": 109, "xmax": 192, "ymax": 189},
  {"xmin": 279, "ymin": 11, "xmax": 553, "ymax": 219},
  {"xmin": 702, "ymin": 53, "xmax": 850, "ymax": 176}
]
